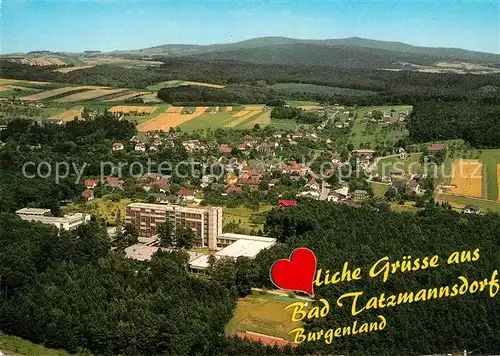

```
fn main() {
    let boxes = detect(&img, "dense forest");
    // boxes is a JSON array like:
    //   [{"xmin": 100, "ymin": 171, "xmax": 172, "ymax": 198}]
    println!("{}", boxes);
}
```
[
  {"xmin": 407, "ymin": 102, "xmax": 500, "ymax": 148},
  {"xmin": 0, "ymin": 214, "xmax": 242, "ymax": 355},
  {"xmin": 2, "ymin": 59, "xmax": 499, "ymax": 106},
  {"xmin": 157, "ymin": 84, "xmax": 276, "ymax": 105}
]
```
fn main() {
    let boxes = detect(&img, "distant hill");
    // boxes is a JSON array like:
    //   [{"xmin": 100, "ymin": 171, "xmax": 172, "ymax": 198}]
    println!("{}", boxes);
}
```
[{"xmin": 114, "ymin": 36, "xmax": 500, "ymax": 68}]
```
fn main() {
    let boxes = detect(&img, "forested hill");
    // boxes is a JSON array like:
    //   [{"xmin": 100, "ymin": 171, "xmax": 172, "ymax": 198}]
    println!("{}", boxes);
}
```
[{"xmin": 115, "ymin": 37, "xmax": 500, "ymax": 67}]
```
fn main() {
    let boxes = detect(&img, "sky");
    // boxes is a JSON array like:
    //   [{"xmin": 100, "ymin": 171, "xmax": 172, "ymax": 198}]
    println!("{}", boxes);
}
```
[{"xmin": 2, "ymin": 0, "xmax": 499, "ymax": 54}]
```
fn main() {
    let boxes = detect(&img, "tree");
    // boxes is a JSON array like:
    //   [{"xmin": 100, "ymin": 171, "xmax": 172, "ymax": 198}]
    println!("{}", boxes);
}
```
[
  {"xmin": 157, "ymin": 221, "xmax": 174, "ymax": 247},
  {"xmin": 176, "ymin": 225, "xmax": 195, "ymax": 249}
]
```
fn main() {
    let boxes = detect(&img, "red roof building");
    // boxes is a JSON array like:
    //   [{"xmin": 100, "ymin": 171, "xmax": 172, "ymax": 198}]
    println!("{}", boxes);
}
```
[
  {"xmin": 84, "ymin": 179, "xmax": 97, "ymax": 189},
  {"xmin": 81, "ymin": 189, "xmax": 94, "ymax": 201},
  {"xmin": 219, "ymin": 144, "xmax": 233, "ymax": 154},
  {"xmin": 225, "ymin": 186, "xmax": 243, "ymax": 194},
  {"xmin": 278, "ymin": 200, "xmax": 297, "ymax": 208}
]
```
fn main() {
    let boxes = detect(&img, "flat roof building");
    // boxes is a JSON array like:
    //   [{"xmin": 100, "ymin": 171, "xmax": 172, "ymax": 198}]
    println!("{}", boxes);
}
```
[
  {"xmin": 189, "ymin": 234, "xmax": 276, "ymax": 272},
  {"xmin": 124, "ymin": 203, "xmax": 223, "ymax": 249},
  {"xmin": 16, "ymin": 209, "xmax": 90, "ymax": 231}
]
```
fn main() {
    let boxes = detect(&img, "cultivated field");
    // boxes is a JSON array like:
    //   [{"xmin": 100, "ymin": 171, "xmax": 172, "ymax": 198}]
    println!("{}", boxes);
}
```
[
  {"xmin": 244, "ymin": 105, "xmax": 264, "ymax": 111},
  {"xmin": 137, "ymin": 111, "xmax": 204, "ymax": 132},
  {"xmin": 232, "ymin": 110, "xmax": 250, "ymax": 118},
  {"xmin": 108, "ymin": 105, "xmax": 158, "ymax": 114},
  {"xmin": 49, "ymin": 106, "xmax": 82, "ymax": 121},
  {"xmin": 298, "ymin": 105, "xmax": 322, "ymax": 110},
  {"xmin": 182, "ymin": 81, "xmax": 225, "ymax": 88},
  {"xmin": 54, "ymin": 65, "xmax": 96, "ymax": 73},
  {"xmin": 55, "ymin": 88, "xmax": 126, "ymax": 102},
  {"xmin": 226, "ymin": 111, "xmax": 261, "ymax": 127},
  {"xmin": 20, "ymin": 87, "xmax": 89, "ymax": 101},
  {"xmin": 102, "ymin": 91, "xmax": 151, "ymax": 102},
  {"xmin": 178, "ymin": 111, "xmax": 241, "ymax": 131},
  {"xmin": 449, "ymin": 159, "xmax": 483, "ymax": 198},
  {"xmin": 165, "ymin": 106, "xmax": 183, "ymax": 113}
]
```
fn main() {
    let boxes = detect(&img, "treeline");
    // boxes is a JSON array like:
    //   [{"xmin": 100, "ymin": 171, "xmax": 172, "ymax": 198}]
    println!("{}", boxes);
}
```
[
  {"xmin": 157, "ymin": 84, "xmax": 276, "ymax": 104},
  {"xmin": 249, "ymin": 200, "xmax": 500, "ymax": 354},
  {"xmin": 407, "ymin": 101, "xmax": 500, "ymax": 148},
  {"xmin": 0, "ymin": 61, "xmax": 168, "ymax": 88},
  {"xmin": 2, "ymin": 60, "xmax": 499, "ymax": 106},
  {"xmin": 270, "ymin": 106, "xmax": 322, "ymax": 124}
]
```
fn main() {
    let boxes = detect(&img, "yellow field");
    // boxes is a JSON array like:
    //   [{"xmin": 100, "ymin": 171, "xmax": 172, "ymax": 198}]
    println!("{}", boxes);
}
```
[
  {"xmin": 165, "ymin": 106, "xmax": 183, "ymax": 113},
  {"xmin": 54, "ymin": 65, "xmax": 95, "ymax": 73},
  {"xmin": 298, "ymin": 105, "xmax": 322, "ymax": 110},
  {"xmin": 232, "ymin": 110, "xmax": 250, "ymax": 118},
  {"xmin": 0, "ymin": 87, "xmax": 10, "ymax": 92},
  {"xmin": 450, "ymin": 159, "xmax": 483, "ymax": 198},
  {"xmin": 182, "ymin": 81, "xmax": 225, "ymax": 88},
  {"xmin": 497, "ymin": 165, "xmax": 500, "ymax": 201},
  {"xmin": 137, "ymin": 112, "xmax": 204, "ymax": 132},
  {"xmin": 244, "ymin": 105, "xmax": 264, "ymax": 111},
  {"xmin": 0, "ymin": 79, "xmax": 19, "ymax": 85},
  {"xmin": 108, "ymin": 105, "xmax": 158, "ymax": 114},
  {"xmin": 20, "ymin": 87, "xmax": 90, "ymax": 101},
  {"xmin": 55, "ymin": 88, "xmax": 126, "ymax": 102},
  {"xmin": 17, "ymin": 57, "xmax": 66, "ymax": 66},
  {"xmin": 49, "ymin": 106, "xmax": 82, "ymax": 121},
  {"xmin": 226, "ymin": 111, "xmax": 261, "ymax": 127},
  {"xmin": 103, "ymin": 91, "xmax": 150, "ymax": 102}
]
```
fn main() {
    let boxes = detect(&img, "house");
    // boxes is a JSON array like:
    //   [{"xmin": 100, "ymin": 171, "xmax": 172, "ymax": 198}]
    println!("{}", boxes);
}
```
[
  {"xmin": 238, "ymin": 143, "xmax": 247, "ymax": 151},
  {"xmin": 81, "ymin": 189, "xmax": 94, "ymax": 201},
  {"xmin": 297, "ymin": 190, "xmax": 320, "ymax": 199},
  {"xmin": 281, "ymin": 162, "xmax": 308, "ymax": 176},
  {"xmin": 463, "ymin": 205, "xmax": 480, "ymax": 215},
  {"xmin": 219, "ymin": 144, "xmax": 232, "ymax": 154},
  {"xmin": 84, "ymin": 179, "xmax": 97, "ymax": 189},
  {"xmin": 305, "ymin": 178, "xmax": 320, "ymax": 191},
  {"xmin": 278, "ymin": 200, "xmax": 297, "ymax": 208},
  {"xmin": 406, "ymin": 180, "xmax": 421, "ymax": 194},
  {"xmin": 268, "ymin": 178, "xmax": 279, "ymax": 187},
  {"xmin": 112, "ymin": 142, "xmax": 124, "ymax": 151},
  {"xmin": 428, "ymin": 143, "xmax": 447, "ymax": 152},
  {"xmin": 352, "ymin": 189, "xmax": 368, "ymax": 201},
  {"xmin": 178, "ymin": 189, "xmax": 196, "ymax": 201},
  {"xmin": 223, "ymin": 186, "xmax": 243, "ymax": 195},
  {"xmin": 148, "ymin": 193, "xmax": 175, "ymax": 204},
  {"xmin": 105, "ymin": 177, "xmax": 124, "ymax": 188},
  {"xmin": 390, "ymin": 168, "xmax": 406, "ymax": 176},
  {"xmin": 135, "ymin": 142, "xmax": 146, "ymax": 152},
  {"xmin": 398, "ymin": 147, "xmax": 408, "ymax": 160},
  {"xmin": 352, "ymin": 149, "xmax": 375, "ymax": 160}
]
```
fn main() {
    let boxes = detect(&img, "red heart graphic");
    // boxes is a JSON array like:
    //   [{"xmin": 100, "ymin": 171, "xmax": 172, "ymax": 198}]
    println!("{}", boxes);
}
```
[{"xmin": 270, "ymin": 247, "xmax": 317, "ymax": 297}]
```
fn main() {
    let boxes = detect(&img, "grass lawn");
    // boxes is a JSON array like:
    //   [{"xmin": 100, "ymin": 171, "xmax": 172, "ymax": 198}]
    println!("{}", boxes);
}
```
[
  {"xmin": 285, "ymin": 100, "xmax": 320, "ymax": 107},
  {"xmin": 371, "ymin": 181, "xmax": 390, "ymax": 197},
  {"xmin": 225, "ymin": 291, "xmax": 303, "ymax": 341},
  {"xmin": 146, "ymin": 80, "xmax": 185, "ymax": 91},
  {"xmin": 478, "ymin": 149, "xmax": 500, "ymax": 201},
  {"xmin": 0, "ymin": 335, "xmax": 76, "ymax": 356},
  {"xmin": 179, "ymin": 111, "xmax": 239, "ymax": 131},
  {"xmin": 377, "ymin": 153, "xmax": 423, "ymax": 176},
  {"xmin": 390, "ymin": 202, "xmax": 422, "ymax": 214},
  {"xmin": 62, "ymin": 197, "xmax": 133, "ymax": 225},
  {"xmin": 223, "ymin": 204, "xmax": 273, "ymax": 231},
  {"xmin": 436, "ymin": 193, "xmax": 500, "ymax": 213}
]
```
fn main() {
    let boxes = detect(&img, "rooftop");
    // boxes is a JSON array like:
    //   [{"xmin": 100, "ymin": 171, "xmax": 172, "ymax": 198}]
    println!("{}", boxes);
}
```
[{"xmin": 16, "ymin": 208, "xmax": 52, "ymax": 216}]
